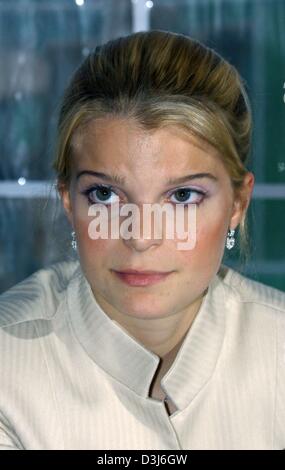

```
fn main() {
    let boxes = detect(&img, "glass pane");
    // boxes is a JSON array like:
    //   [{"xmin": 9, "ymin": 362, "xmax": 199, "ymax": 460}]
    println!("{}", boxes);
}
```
[
  {"xmin": 0, "ymin": 0, "xmax": 132, "ymax": 180},
  {"xmin": 150, "ymin": 0, "xmax": 285, "ymax": 184},
  {"xmin": 0, "ymin": 194, "xmax": 76, "ymax": 294},
  {"xmin": 222, "ymin": 199, "xmax": 285, "ymax": 291}
]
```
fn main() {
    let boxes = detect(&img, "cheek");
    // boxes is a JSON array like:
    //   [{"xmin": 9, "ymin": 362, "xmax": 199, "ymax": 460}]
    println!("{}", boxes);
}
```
[
  {"xmin": 74, "ymin": 216, "xmax": 112, "ymax": 267},
  {"xmin": 174, "ymin": 212, "xmax": 228, "ymax": 266},
  {"xmin": 197, "ymin": 220, "xmax": 227, "ymax": 251}
]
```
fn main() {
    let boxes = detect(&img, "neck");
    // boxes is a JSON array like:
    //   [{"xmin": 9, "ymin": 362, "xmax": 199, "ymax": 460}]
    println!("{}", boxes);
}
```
[{"xmin": 91, "ymin": 288, "xmax": 207, "ymax": 358}]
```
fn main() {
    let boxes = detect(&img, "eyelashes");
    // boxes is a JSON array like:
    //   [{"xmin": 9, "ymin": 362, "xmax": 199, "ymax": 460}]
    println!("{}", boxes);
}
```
[
  {"xmin": 82, "ymin": 184, "xmax": 119, "ymax": 204},
  {"xmin": 80, "ymin": 184, "xmax": 207, "ymax": 206},
  {"xmin": 81, "ymin": 184, "xmax": 119, "ymax": 205},
  {"xmin": 169, "ymin": 188, "xmax": 206, "ymax": 205}
]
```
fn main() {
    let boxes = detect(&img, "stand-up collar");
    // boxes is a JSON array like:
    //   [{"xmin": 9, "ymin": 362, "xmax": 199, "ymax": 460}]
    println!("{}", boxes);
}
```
[{"xmin": 66, "ymin": 264, "xmax": 227, "ymax": 411}]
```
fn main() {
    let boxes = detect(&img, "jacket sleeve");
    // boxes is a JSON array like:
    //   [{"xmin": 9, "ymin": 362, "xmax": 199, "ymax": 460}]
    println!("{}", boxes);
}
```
[{"xmin": 0, "ymin": 412, "xmax": 23, "ymax": 450}]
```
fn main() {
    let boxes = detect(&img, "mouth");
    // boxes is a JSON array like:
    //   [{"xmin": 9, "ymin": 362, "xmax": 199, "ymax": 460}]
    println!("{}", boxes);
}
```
[
  {"xmin": 111, "ymin": 269, "xmax": 174, "ymax": 287},
  {"xmin": 114, "ymin": 269, "xmax": 172, "ymax": 275}
]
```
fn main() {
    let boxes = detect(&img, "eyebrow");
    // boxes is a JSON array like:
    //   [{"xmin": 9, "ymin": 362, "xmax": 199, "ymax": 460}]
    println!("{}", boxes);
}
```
[{"xmin": 76, "ymin": 170, "xmax": 218, "ymax": 185}]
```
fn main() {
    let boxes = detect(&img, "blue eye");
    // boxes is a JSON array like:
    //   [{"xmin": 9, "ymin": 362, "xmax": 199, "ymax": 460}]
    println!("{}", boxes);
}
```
[
  {"xmin": 169, "ymin": 188, "xmax": 206, "ymax": 205},
  {"xmin": 81, "ymin": 185, "xmax": 119, "ymax": 205},
  {"xmin": 81, "ymin": 185, "xmax": 206, "ymax": 206}
]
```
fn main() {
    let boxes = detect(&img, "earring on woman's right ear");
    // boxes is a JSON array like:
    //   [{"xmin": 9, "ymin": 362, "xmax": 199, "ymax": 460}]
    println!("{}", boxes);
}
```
[{"xmin": 71, "ymin": 231, "xmax": 77, "ymax": 251}]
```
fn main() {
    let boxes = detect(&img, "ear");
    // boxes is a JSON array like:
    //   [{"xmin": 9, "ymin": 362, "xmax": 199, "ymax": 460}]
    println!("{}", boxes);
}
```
[
  {"xmin": 229, "ymin": 172, "xmax": 255, "ymax": 230},
  {"xmin": 57, "ymin": 180, "xmax": 74, "ymax": 227}
]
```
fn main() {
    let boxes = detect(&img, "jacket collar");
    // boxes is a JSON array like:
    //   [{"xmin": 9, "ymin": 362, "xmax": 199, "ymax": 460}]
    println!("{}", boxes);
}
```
[{"xmin": 66, "ymin": 263, "xmax": 228, "ymax": 411}]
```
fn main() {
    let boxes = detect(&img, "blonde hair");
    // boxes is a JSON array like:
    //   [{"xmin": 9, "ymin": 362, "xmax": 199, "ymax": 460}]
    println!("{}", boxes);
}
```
[{"xmin": 52, "ymin": 30, "xmax": 253, "ymax": 265}]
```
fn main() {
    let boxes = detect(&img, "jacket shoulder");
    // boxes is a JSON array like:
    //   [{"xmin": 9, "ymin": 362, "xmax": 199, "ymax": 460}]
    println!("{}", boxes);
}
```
[
  {"xmin": 0, "ymin": 260, "xmax": 80, "ymax": 328},
  {"xmin": 219, "ymin": 264, "xmax": 285, "ymax": 314}
]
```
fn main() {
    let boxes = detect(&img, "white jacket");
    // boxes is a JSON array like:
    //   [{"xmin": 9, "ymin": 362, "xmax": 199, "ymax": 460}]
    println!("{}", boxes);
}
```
[{"xmin": 0, "ymin": 260, "xmax": 284, "ymax": 450}]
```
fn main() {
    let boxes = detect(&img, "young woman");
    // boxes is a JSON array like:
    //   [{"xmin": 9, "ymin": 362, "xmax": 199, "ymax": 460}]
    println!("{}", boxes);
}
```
[{"xmin": 0, "ymin": 30, "xmax": 284, "ymax": 450}]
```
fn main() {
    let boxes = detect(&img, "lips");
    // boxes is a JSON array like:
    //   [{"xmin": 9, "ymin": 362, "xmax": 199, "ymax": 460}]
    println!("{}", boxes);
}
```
[
  {"xmin": 112, "ymin": 269, "xmax": 173, "ymax": 287},
  {"xmin": 115, "ymin": 269, "xmax": 171, "ymax": 275}
]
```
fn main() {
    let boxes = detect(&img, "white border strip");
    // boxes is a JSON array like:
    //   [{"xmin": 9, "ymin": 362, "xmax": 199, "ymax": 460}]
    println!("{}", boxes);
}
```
[
  {"xmin": 0, "ymin": 181, "xmax": 285, "ymax": 199},
  {"xmin": 0, "ymin": 181, "xmax": 56, "ymax": 198},
  {"xmin": 131, "ymin": 0, "xmax": 151, "ymax": 33},
  {"xmin": 252, "ymin": 184, "xmax": 285, "ymax": 199}
]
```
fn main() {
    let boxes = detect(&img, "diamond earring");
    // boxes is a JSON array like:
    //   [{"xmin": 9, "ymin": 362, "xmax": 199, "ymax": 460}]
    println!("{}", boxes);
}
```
[
  {"xmin": 226, "ymin": 229, "xmax": 235, "ymax": 250},
  {"xmin": 71, "ymin": 231, "xmax": 77, "ymax": 251}
]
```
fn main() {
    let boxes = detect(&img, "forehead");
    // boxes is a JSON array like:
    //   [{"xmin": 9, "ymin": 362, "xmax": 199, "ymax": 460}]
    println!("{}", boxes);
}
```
[{"xmin": 71, "ymin": 117, "xmax": 224, "ymax": 175}]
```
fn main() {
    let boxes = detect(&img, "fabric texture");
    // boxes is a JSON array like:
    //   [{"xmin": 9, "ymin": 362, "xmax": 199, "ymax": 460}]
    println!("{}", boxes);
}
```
[{"xmin": 0, "ymin": 259, "xmax": 284, "ymax": 450}]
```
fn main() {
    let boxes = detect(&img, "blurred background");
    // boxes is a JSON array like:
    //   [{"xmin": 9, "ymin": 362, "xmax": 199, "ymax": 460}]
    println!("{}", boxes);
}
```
[{"xmin": 0, "ymin": 0, "xmax": 284, "ymax": 294}]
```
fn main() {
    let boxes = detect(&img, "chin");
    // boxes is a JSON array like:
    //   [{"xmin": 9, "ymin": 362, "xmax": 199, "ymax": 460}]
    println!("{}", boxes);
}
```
[
  {"xmin": 124, "ymin": 310, "xmax": 171, "ymax": 320},
  {"xmin": 118, "ymin": 298, "xmax": 172, "ymax": 319}
]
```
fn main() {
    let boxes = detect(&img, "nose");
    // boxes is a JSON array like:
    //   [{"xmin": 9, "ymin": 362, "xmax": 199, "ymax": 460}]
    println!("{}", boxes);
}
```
[{"xmin": 121, "ymin": 203, "xmax": 164, "ymax": 252}]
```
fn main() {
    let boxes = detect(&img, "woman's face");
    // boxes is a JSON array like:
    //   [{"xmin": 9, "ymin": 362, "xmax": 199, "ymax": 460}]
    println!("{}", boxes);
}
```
[{"xmin": 61, "ymin": 117, "xmax": 254, "ymax": 320}]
